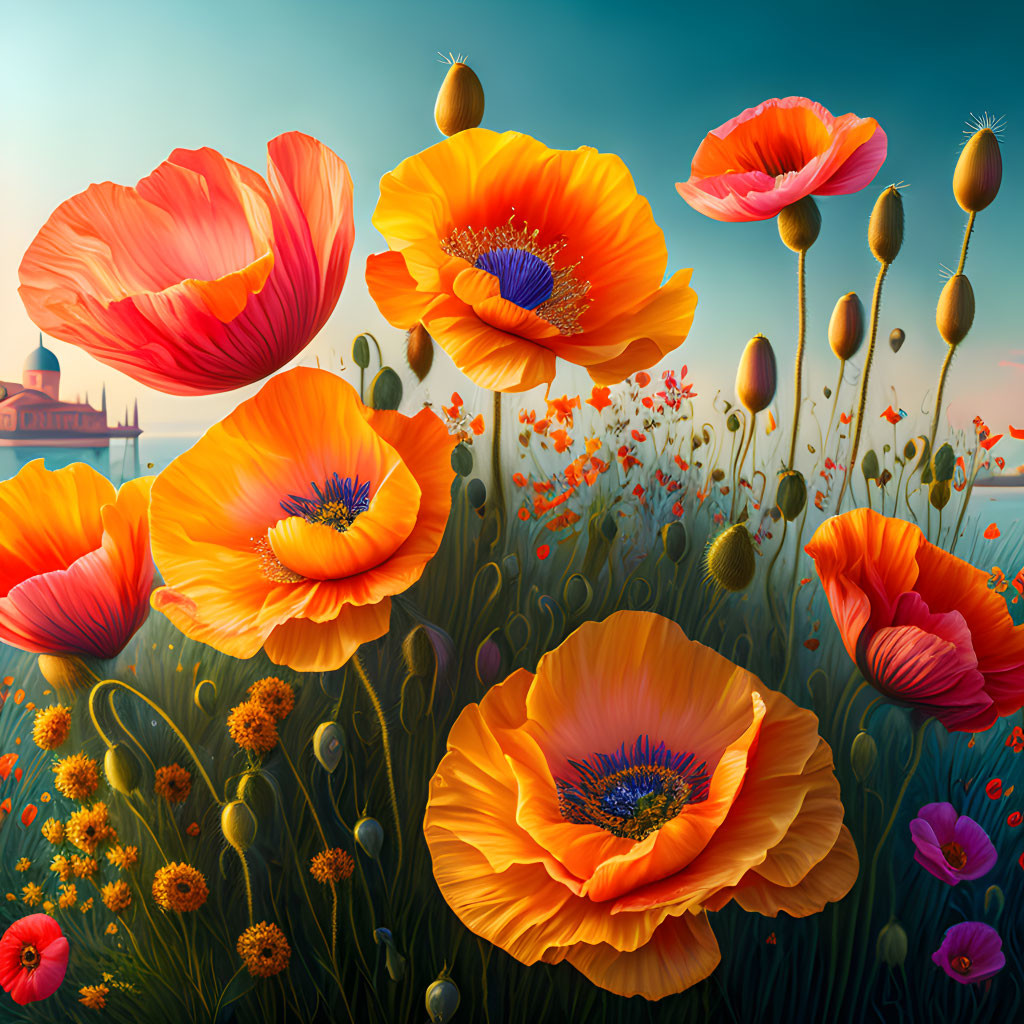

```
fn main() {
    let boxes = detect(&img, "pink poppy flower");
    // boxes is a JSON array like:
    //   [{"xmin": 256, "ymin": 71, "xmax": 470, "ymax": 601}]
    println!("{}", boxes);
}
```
[
  {"xmin": 18, "ymin": 132, "xmax": 354, "ymax": 396},
  {"xmin": 909, "ymin": 803, "xmax": 997, "ymax": 885},
  {"xmin": 0, "ymin": 914, "xmax": 69, "ymax": 1005},
  {"xmin": 932, "ymin": 921, "xmax": 1004, "ymax": 984},
  {"xmin": 676, "ymin": 97, "xmax": 887, "ymax": 222}
]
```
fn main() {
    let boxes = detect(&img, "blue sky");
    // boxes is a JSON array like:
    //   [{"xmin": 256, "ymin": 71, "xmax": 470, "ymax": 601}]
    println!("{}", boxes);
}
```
[{"xmin": 2, "ymin": 0, "xmax": 1022, "ymax": 463}]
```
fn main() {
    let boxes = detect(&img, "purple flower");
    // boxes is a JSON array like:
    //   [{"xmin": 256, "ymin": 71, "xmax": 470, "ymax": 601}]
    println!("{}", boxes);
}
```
[
  {"xmin": 909, "ymin": 802, "xmax": 996, "ymax": 884},
  {"xmin": 932, "ymin": 921, "xmax": 1005, "ymax": 984}
]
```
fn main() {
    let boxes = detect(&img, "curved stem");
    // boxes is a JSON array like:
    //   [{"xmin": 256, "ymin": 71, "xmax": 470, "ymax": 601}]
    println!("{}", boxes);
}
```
[
  {"xmin": 837, "ymin": 263, "xmax": 889, "ymax": 511},
  {"xmin": 491, "ymin": 390, "xmax": 505, "ymax": 527},
  {"xmin": 88, "ymin": 679, "xmax": 222, "ymax": 805},
  {"xmin": 927, "ymin": 344, "xmax": 956, "ymax": 458},
  {"xmin": 787, "ymin": 249, "xmax": 808, "ymax": 469},
  {"xmin": 956, "ymin": 211, "xmax": 976, "ymax": 275},
  {"xmin": 278, "ymin": 741, "xmax": 328, "ymax": 847},
  {"xmin": 237, "ymin": 848, "xmax": 253, "ymax": 924},
  {"xmin": 822, "ymin": 361, "xmax": 845, "ymax": 461},
  {"xmin": 351, "ymin": 655, "xmax": 403, "ymax": 874},
  {"xmin": 730, "ymin": 414, "xmax": 754, "ymax": 521}
]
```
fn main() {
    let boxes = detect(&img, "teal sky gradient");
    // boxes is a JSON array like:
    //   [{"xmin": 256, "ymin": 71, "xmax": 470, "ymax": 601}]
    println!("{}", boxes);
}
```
[{"xmin": 2, "ymin": 0, "xmax": 1022, "ymax": 463}]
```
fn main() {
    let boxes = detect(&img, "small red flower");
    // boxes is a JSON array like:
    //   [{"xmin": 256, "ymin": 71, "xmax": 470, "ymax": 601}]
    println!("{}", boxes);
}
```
[
  {"xmin": 470, "ymin": 415, "xmax": 485, "ymax": 436},
  {"xmin": 1009, "ymin": 425, "xmax": 1024, "ymax": 439},
  {"xmin": 586, "ymin": 386, "xmax": 612, "ymax": 412},
  {"xmin": 674, "ymin": 456, "xmax": 689, "ymax": 472},
  {"xmin": 1006, "ymin": 726, "xmax": 1024, "ymax": 753},
  {"xmin": 986, "ymin": 778, "xmax": 1002, "ymax": 800},
  {"xmin": 512, "ymin": 473, "xmax": 528, "ymax": 488},
  {"xmin": 880, "ymin": 405, "xmax": 902, "ymax": 425},
  {"xmin": 839, "ymin": 412, "xmax": 851, "ymax": 425},
  {"xmin": 984, "ymin": 523, "xmax": 1001, "ymax": 540},
  {"xmin": 634, "ymin": 372, "xmax": 651, "ymax": 387},
  {"xmin": 517, "ymin": 508, "xmax": 530, "ymax": 522},
  {"xmin": 804, "ymin": 638, "xmax": 820, "ymax": 651},
  {"xmin": 0, "ymin": 914, "xmax": 69, "ymax": 1005},
  {"xmin": 980, "ymin": 433, "xmax": 1003, "ymax": 451},
  {"xmin": 536, "ymin": 545, "xmax": 550, "ymax": 561},
  {"xmin": 631, "ymin": 429, "xmax": 646, "ymax": 442},
  {"xmin": 1007, "ymin": 811, "xmax": 1022, "ymax": 828}
]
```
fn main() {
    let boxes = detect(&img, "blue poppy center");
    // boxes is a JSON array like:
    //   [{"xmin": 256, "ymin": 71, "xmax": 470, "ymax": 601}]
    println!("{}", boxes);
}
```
[
  {"xmin": 475, "ymin": 247, "xmax": 554, "ymax": 310},
  {"xmin": 280, "ymin": 473, "xmax": 371, "ymax": 533},
  {"xmin": 556, "ymin": 736, "xmax": 710, "ymax": 841}
]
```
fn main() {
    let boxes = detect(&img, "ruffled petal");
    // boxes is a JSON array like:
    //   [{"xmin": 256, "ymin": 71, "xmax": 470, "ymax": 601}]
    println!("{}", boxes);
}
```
[{"xmin": 263, "ymin": 598, "xmax": 391, "ymax": 672}]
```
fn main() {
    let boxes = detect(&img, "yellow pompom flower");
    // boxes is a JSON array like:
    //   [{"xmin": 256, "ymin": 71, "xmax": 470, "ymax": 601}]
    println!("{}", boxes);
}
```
[
  {"xmin": 101, "ymin": 880, "xmax": 131, "ymax": 912},
  {"xmin": 70, "ymin": 855, "xmax": 98, "ymax": 878},
  {"xmin": 154, "ymin": 763, "xmax": 192, "ymax": 803},
  {"xmin": 50, "ymin": 855, "xmax": 71, "ymax": 882},
  {"xmin": 32, "ymin": 705, "xmax": 72, "ymax": 750},
  {"xmin": 309, "ymin": 848, "xmax": 354, "ymax": 884},
  {"xmin": 105, "ymin": 923, "xmax": 118, "ymax": 936},
  {"xmin": 21, "ymin": 883, "xmax": 43, "ymax": 906},
  {"xmin": 237, "ymin": 922, "xmax": 291, "ymax": 977},
  {"xmin": 14, "ymin": 858, "xmax": 31, "ymax": 872},
  {"xmin": 247, "ymin": 677, "xmax": 295, "ymax": 721},
  {"xmin": 79, "ymin": 984, "xmax": 109, "ymax": 1009},
  {"xmin": 58, "ymin": 883, "xmax": 78, "ymax": 909},
  {"xmin": 227, "ymin": 700, "xmax": 278, "ymax": 753},
  {"xmin": 41, "ymin": 817, "xmax": 65, "ymax": 844},
  {"xmin": 53, "ymin": 752, "xmax": 100, "ymax": 801},
  {"xmin": 80, "ymin": 897, "xmax": 94, "ymax": 912},
  {"xmin": 66, "ymin": 802, "xmax": 114, "ymax": 854},
  {"xmin": 152, "ymin": 863, "xmax": 208, "ymax": 913},
  {"xmin": 105, "ymin": 844, "xmax": 139, "ymax": 871}
]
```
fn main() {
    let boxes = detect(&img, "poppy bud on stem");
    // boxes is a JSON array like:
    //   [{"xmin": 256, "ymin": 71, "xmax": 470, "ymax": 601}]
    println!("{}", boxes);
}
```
[
  {"xmin": 837, "ymin": 185, "xmax": 903, "ymax": 512},
  {"xmin": 823, "ymin": 292, "xmax": 864, "ymax": 455},
  {"xmin": 434, "ymin": 58, "xmax": 485, "ymax": 137}
]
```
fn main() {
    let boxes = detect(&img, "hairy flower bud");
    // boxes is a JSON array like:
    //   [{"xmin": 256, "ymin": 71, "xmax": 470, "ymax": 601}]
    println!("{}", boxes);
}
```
[
  {"xmin": 705, "ymin": 524, "xmax": 756, "ymax": 592},
  {"xmin": 936, "ymin": 273, "xmax": 975, "ymax": 346},
  {"xmin": 777, "ymin": 196, "xmax": 821, "ymax": 253},
  {"xmin": 434, "ymin": 61, "xmax": 485, "ymax": 137},
  {"xmin": 868, "ymin": 185, "xmax": 904, "ymax": 265},
  {"xmin": 402, "ymin": 626, "xmax": 436, "ymax": 679},
  {"xmin": 828, "ymin": 293, "xmax": 865, "ymax": 361},
  {"xmin": 735, "ymin": 334, "xmax": 777, "ymax": 414},
  {"xmin": 954, "ymin": 128, "xmax": 1002, "ymax": 213}
]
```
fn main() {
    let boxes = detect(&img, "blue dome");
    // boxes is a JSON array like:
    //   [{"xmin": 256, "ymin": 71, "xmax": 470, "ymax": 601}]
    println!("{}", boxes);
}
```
[{"xmin": 24, "ymin": 338, "xmax": 60, "ymax": 374}]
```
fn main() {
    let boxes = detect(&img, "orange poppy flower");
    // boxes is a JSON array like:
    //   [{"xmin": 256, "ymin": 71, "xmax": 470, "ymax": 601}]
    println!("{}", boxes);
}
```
[
  {"xmin": 676, "ymin": 97, "xmax": 886, "ymax": 222},
  {"xmin": 424, "ymin": 611, "xmax": 856, "ymax": 1000},
  {"xmin": 806, "ymin": 509, "xmax": 1024, "ymax": 732},
  {"xmin": 0, "ymin": 462, "xmax": 153, "ymax": 659},
  {"xmin": 19, "ymin": 133, "xmax": 353, "ymax": 396},
  {"xmin": 149, "ymin": 368, "xmax": 455, "ymax": 672},
  {"xmin": 365, "ymin": 129, "xmax": 697, "ymax": 393}
]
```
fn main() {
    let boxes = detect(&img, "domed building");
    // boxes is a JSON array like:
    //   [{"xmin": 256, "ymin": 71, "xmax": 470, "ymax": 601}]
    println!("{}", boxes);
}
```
[{"xmin": 0, "ymin": 336, "xmax": 141, "ymax": 447}]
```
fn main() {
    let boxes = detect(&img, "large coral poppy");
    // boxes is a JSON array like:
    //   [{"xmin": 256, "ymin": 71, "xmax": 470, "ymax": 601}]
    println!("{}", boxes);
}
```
[
  {"xmin": 424, "ymin": 611, "xmax": 856, "ymax": 1000},
  {"xmin": 0, "ymin": 914, "xmax": 69, "ymax": 1005},
  {"xmin": 366, "ymin": 129, "xmax": 697, "ymax": 393},
  {"xmin": 18, "ymin": 132, "xmax": 353, "ymax": 396},
  {"xmin": 149, "ymin": 367, "xmax": 455, "ymax": 672},
  {"xmin": 805, "ymin": 509, "xmax": 1024, "ymax": 732},
  {"xmin": 0, "ymin": 462, "xmax": 153, "ymax": 659},
  {"xmin": 676, "ymin": 97, "xmax": 886, "ymax": 222}
]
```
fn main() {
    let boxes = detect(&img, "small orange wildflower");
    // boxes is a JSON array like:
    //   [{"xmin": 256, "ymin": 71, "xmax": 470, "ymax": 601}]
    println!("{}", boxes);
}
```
[
  {"xmin": 247, "ymin": 677, "xmax": 295, "ymax": 721},
  {"xmin": 154, "ymin": 763, "xmax": 192, "ymax": 803},
  {"xmin": 227, "ymin": 700, "xmax": 278, "ymax": 753}
]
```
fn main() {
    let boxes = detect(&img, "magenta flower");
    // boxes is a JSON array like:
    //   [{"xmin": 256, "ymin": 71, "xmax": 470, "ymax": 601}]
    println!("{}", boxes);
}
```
[
  {"xmin": 932, "ymin": 921, "xmax": 1005, "ymax": 984},
  {"xmin": 909, "ymin": 803, "xmax": 996, "ymax": 884}
]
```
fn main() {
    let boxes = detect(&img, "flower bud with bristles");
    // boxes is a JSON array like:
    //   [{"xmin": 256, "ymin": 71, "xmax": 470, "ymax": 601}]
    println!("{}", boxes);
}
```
[
  {"xmin": 954, "ymin": 128, "xmax": 1002, "ymax": 213},
  {"xmin": 704, "ymin": 524, "xmax": 756, "ymax": 592},
  {"xmin": 936, "ymin": 273, "xmax": 975, "ymax": 346},
  {"xmin": 221, "ymin": 800, "xmax": 257, "ymax": 853},
  {"xmin": 828, "ymin": 293, "xmax": 865, "ymax": 361},
  {"xmin": 735, "ymin": 334, "xmax": 777, "ymax": 414},
  {"xmin": 434, "ymin": 60, "xmax": 484, "ymax": 137},
  {"xmin": 868, "ymin": 185, "xmax": 904, "ymax": 265},
  {"xmin": 777, "ymin": 196, "xmax": 821, "ymax": 253},
  {"xmin": 402, "ymin": 625, "xmax": 436, "ymax": 679},
  {"xmin": 406, "ymin": 324, "xmax": 434, "ymax": 381}
]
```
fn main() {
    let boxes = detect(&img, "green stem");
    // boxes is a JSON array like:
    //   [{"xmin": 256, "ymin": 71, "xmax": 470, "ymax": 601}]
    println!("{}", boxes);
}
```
[
  {"xmin": 491, "ymin": 390, "xmax": 505, "ymax": 527},
  {"xmin": 278, "ymin": 742, "xmax": 328, "ymax": 848},
  {"xmin": 837, "ymin": 262, "xmax": 889, "ymax": 511},
  {"xmin": 787, "ymin": 249, "xmax": 808, "ymax": 469},
  {"xmin": 237, "ymin": 848, "xmax": 253, "ymax": 924},
  {"xmin": 927, "ymin": 344, "xmax": 956, "ymax": 459},
  {"xmin": 351, "ymin": 654, "xmax": 403, "ymax": 874},
  {"xmin": 822, "ymin": 361, "xmax": 845, "ymax": 461},
  {"xmin": 956, "ymin": 211, "xmax": 976, "ymax": 275}
]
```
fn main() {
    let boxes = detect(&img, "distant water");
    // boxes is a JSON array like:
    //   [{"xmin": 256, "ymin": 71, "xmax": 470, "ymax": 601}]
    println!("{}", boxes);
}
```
[{"xmin": 0, "ymin": 435, "xmax": 199, "ymax": 486}]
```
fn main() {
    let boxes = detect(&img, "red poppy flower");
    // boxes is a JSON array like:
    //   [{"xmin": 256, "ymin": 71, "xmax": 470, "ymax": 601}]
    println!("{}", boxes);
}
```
[
  {"xmin": 806, "ymin": 509, "xmax": 1024, "ymax": 733},
  {"xmin": 676, "ymin": 97, "xmax": 886, "ymax": 222},
  {"xmin": 0, "ymin": 914, "xmax": 69, "ymax": 1005},
  {"xmin": 19, "ymin": 133, "xmax": 354, "ymax": 396},
  {"xmin": 880, "ymin": 405, "xmax": 902, "ymax": 425}
]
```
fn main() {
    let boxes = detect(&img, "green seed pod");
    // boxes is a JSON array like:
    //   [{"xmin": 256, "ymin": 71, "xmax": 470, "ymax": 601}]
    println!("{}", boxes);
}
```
[
  {"xmin": 777, "ymin": 195, "xmax": 821, "ymax": 253},
  {"xmin": 868, "ymin": 185, "xmax": 904, "ymax": 265},
  {"xmin": 661, "ymin": 521, "xmax": 688, "ymax": 563},
  {"xmin": 599, "ymin": 512, "xmax": 618, "ymax": 542},
  {"xmin": 954, "ymin": 128, "xmax": 1002, "ymax": 213},
  {"xmin": 406, "ymin": 324, "xmax": 434, "ymax": 381},
  {"xmin": 903, "ymin": 438, "xmax": 917, "ymax": 461},
  {"xmin": 936, "ymin": 273, "xmax": 975, "ymax": 347},
  {"xmin": 501, "ymin": 553, "xmax": 520, "ymax": 580},
  {"xmin": 889, "ymin": 327, "xmax": 906, "ymax": 353},
  {"xmin": 221, "ymin": 800, "xmax": 257, "ymax": 852},
  {"xmin": 373, "ymin": 928, "xmax": 407, "ymax": 982},
  {"xmin": 352, "ymin": 334, "xmax": 371, "ymax": 369},
  {"xmin": 475, "ymin": 636, "xmax": 502, "ymax": 686},
  {"xmin": 312, "ymin": 722, "xmax": 345, "ymax": 773},
  {"xmin": 193, "ymin": 678, "xmax": 216, "ymax": 716},
  {"xmin": 735, "ymin": 334, "xmax": 777, "ymax": 414},
  {"xmin": 354, "ymin": 816, "xmax": 384, "ymax": 859},
  {"xmin": 236, "ymin": 771, "xmax": 276, "ymax": 821},
  {"xmin": 451, "ymin": 444, "xmax": 473, "ymax": 477},
  {"xmin": 368, "ymin": 367, "xmax": 403, "ymax": 410},
  {"xmin": 426, "ymin": 975, "xmax": 461, "ymax": 1023},
  {"xmin": 562, "ymin": 574, "xmax": 593, "ymax": 615},
  {"xmin": 775, "ymin": 470, "xmax": 807, "ymax": 522},
  {"xmin": 104, "ymin": 743, "xmax": 141, "ymax": 795},
  {"xmin": 932, "ymin": 442, "xmax": 956, "ymax": 482},
  {"xmin": 726, "ymin": 413, "xmax": 741, "ymax": 433},
  {"xmin": 984, "ymin": 884, "xmax": 1005, "ymax": 922},
  {"xmin": 705, "ymin": 524, "xmax": 756, "ymax": 593},
  {"xmin": 929, "ymin": 479, "xmax": 952, "ymax": 510},
  {"xmin": 828, "ymin": 293, "xmax": 865, "ymax": 361},
  {"xmin": 466, "ymin": 478, "xmax": 487, "ymax": 514},
  {"xmin": 876, "ymin": 920, "xmax": 908, "ymax": 968},
  {"xmin": 434, "ymin": 61, "xmax": 484, "ymax": 137},
  {"xmin": 402, "ymin": 625, "xmax": 436, "ymax": 679},
  {"xmin": 849, "ymin": 732, "xmax": 878, "ymax": 782},
  {"xmin": 861, "ymin": 450, "xmax": 880, "ymax": 482}
]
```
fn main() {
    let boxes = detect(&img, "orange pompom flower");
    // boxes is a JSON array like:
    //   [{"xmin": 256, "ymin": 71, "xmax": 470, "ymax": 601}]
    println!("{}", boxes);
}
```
[
  {"xmin": 19, "ymin": 133, "xmax": 354, "ymax": 396},
  {"xmin": 366, "ymin": 129, "xmax": 697, "ymax": 393},
  {"xmin": 154, "ymin": 764, "xmax": 191, "ymax": 804},
  {"xmin": 424, "ymin": 611, "xmax": 857, "ymax": 1000},
  {"xmin": 0, "ymin": 463, "xmax": 153, "ymax": 659},
  {"xmin": 806, "ymin": 509, "xmax": 1024, "ymax": 733},
  {"xmin": 676, "ymin": 97, "xmax": 886, "ymax": 222},
  {"xmin": 149, "ymin": 368, "xmax": 455, "ymax": 671}
]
